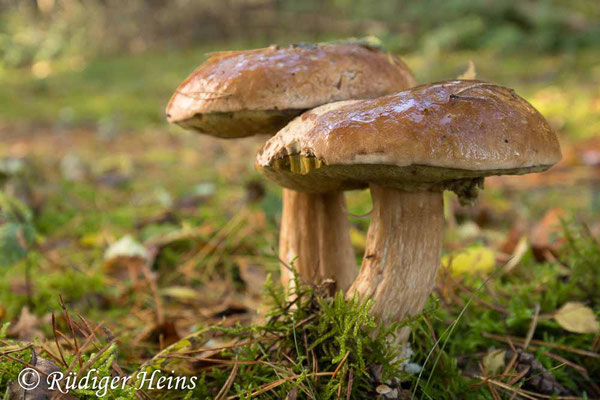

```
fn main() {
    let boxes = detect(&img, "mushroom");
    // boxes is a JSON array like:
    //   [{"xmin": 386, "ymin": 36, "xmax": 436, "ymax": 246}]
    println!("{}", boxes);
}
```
[
  {"xmin": 257, "ymin": 80, "xmax": 561, "ymax": 338},
  {"xmin": 167, "ymin": 43, "xmax": 415, "ymax": 293}
]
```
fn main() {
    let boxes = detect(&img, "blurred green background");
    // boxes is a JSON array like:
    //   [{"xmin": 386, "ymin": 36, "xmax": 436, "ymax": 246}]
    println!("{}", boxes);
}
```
[{"xmin": 0, "ymin": 0, "xmax": 598, "ymax": 134}]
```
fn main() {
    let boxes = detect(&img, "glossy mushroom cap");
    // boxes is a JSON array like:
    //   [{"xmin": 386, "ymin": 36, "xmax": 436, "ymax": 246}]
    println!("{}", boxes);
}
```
[
  {"xmin": 166, "ymin": 43, "xmax": 415, "ymax": 138},
  {"xmin": 257, "ymin": 80, "xmax": 562, "ymax": 200}
]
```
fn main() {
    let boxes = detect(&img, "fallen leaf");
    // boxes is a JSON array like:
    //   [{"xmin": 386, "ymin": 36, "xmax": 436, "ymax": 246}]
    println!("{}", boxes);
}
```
[
  {"xmin": 441, "ymin": 246, "xmax": 496, "ymax": 275},
  {"xmin": 503, "ymin": 236, "xmax": 529, "ymax": 273},
  {"xmin": 9, "ymin": 306, "xmax": 43, "ymax": 341},
  {"xmin": 161, "ymin": 286, "xmax": 201, "ymax": 301},
  {"xmin": 483, "ymin": 349, "xmax": 506, "ymax": 375},
  {"xmin": 79, "ymin": 230, "xmax": 111, "ymax": 248},
  {"xmin": 554, "ymin": 302, "xmax": 599, "ymax": 334},
  {"xmin": 458, "ymin": 60, "xmax": 477, "ymax": 79},
  {"xmin": 499, "ymin": 221, "xmax": 527, "ymax": 254},
  {"xmin": 530, "ymin": 208, "xmax": 567, "ymax": 261}
]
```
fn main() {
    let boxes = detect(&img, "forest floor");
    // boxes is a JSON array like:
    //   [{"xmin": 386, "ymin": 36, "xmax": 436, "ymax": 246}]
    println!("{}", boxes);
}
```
[{"xmin": 0, "ymin": 45, "xmax": 599, "ymax": 399}]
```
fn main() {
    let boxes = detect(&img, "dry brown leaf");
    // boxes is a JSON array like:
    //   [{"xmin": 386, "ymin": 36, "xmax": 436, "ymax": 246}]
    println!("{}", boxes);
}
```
[
  {"xmin": 554, "ymin": 302, "xmax": 599, "ymax": 334},
  {"xmin": 9, "ymin": 306, "xmax": 44, "ymax": 341},
  {"xmin": 503, "ymin": 236, "xmax": 529, "ymax": 273},
  {"xmin": 530, "ymin": 208, "xmax": 567, "ymax": 261}
]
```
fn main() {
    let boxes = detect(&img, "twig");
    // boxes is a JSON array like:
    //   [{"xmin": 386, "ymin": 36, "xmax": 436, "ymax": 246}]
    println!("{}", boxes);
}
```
[
  {"xmin": 523, "ymin": 303, "xmax": 540, "ymax": 350},
  {"xmin": 331, "ymin": 351, "xmax": 349, "ymax": 379},
  {"xmin": 346, "ymin": 368, "xmax": 353, "ymax": 400},
  {"xmin": 0, "ymin": 344, "xmax": 32, "ymax": 357},
  {"xmin": 225, "ymin": 372, "xmax": 334, "ymax": 399},
  {"xmin": 482, "ymin": 333, "xmax": 600, "ymax": 358},
  {"xmin": 141, "ymin": 265, "xmax": 165, "ymax": 348},
  {"xmin": 59, "ymin": 295, "xmax": 82, "ymax": 368},
  {"xmin": 51, "ymin": 313, "xmax": 68, "ymax": 367},
  {"xmin": 478, "ymin": 376, "xmax": 584, "ymax": 400},
  {"xmin": 215, "ymin": 362, "xmax": 239, "ymax": 400}
]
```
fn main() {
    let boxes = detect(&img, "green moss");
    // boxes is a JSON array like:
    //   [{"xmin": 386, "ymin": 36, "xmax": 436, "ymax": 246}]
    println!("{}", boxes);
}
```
[{"xmin": 137, "ymin": 273, "xmax": 410, "ymax": 399}]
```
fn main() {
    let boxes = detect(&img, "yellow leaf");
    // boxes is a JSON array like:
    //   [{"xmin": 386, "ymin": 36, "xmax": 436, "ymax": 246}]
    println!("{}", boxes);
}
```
[
  {"xmin": 161, "ymin": 287, "xmax": 201, "ymax": 301},
  {"xmin": 350, "ymin": 227, "xmax": 366, "ymax": 252},
  {"xmin": 483, "ymin": 349, "xmax": 506, "ymax": 375},
  {"xmin": 458, "ymin": 60, "xmax": 477, "ymax": 80},
  {"xmin": 441, "ymin": 246, "xmax": 496, "ymax": 275},
  {"xmin": 80, "ymin": 231, "xmax": 110, "ymax": 247},
  {"xmin": 554, "ymin": 302, "xmax": 599, "ymax": 334}
]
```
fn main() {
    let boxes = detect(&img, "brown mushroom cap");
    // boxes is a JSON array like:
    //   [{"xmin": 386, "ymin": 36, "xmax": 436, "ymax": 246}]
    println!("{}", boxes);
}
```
[
  {"xmin": 256, "ymin": 80, "xmax": 562, "ymax": 198},
  {"xmin": 166, "ymin": 43, "xmax": 415, "ymax": 138}
]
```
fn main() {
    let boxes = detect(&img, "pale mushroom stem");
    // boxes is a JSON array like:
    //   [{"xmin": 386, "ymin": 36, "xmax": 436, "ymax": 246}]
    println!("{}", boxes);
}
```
[
  {"xmin": 347, "ymin": 184, "xmax": 444, "ymax": 341},
  {"xmin": 279, "ymin": 188, "xmax": 357, "ymax": 294}
]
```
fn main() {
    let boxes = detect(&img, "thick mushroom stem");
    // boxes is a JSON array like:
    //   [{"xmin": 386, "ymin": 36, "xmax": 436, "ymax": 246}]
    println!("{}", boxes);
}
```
[
  {"xmin": 347, "ymin": 184, "xmax": 444, "ymax": 341},
  {"xmin": 279, "ymin": 188, "xmax": 357, "ymax": 294}
]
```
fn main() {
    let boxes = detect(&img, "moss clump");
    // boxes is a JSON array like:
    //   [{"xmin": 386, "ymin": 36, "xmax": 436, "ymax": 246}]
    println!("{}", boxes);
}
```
[{"xmin": 141, "ymin": 273, "xmax": 410, "ymax": 399}]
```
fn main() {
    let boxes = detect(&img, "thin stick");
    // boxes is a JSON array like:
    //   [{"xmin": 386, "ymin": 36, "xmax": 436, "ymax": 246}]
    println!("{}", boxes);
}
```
[
  {"xmin": 523, "ymin": 303, "xmax": 540, "ymax": 350},
  {"xmin": 51, "ymin": 313, "xmax": 68, "ymax": 367},
  {"xmin": 331, "ymin": 351, "xmax": 350, "ymax": 380},
  {"xmin": 480, "ymin": 376, "xmax": 584, "ymax": 400},
  {"xmin": 345, "ymin": 368, "xmax": 353, "ymax": 400},
  {"xmin": 215, "ymin": 363, "xmax": 238, "ymax": 400},
  {"xmin": 59, "ymin": 295, "xmax": 82, "ymax": 368},
  {"xmin": 225, "ymin": 372, "xmax": 334, "ymax": 399},
  {"xmin": 482, "ymin": 333, "xmax": 600, "ymax": 358}
]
